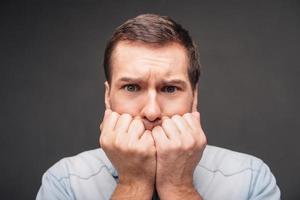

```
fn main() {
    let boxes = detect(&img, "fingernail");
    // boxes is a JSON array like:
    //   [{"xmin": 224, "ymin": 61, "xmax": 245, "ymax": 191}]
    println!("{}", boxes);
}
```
[{"xmin": 162, "ymin": 116, "xmax": 169, "ymax": 121}]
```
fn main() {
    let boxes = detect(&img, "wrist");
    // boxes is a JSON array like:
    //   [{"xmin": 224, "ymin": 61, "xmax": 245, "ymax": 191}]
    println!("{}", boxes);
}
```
[
  {"xmin": 119, "ymin": 174, "xmax": 155, "ymax": 188},
  {"xmin": 156, "ymin": 176, "xmax": 194, "ymax": 192},
  {"xmin": 157, "ymin": 183, "xmax": 201, "ymax": 200},
  {"xmin": 115, "ymin": 179, "xmax": 154, "ymax": 199}
]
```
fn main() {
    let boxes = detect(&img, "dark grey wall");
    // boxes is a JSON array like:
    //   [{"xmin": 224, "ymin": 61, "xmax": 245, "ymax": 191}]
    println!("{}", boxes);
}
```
[{"xmin": 1, "ymin": 1, "xmax": 299, "ymax": 199}]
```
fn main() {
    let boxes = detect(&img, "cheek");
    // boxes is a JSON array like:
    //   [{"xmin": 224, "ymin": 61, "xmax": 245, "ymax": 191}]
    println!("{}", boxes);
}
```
[
  {"xmin": 160, "ymin": 95, "xmax": 193, "ymax": 116},
  {"xmin": 110, "ymin": 93, "xmax": 143, "ymax": 115}
]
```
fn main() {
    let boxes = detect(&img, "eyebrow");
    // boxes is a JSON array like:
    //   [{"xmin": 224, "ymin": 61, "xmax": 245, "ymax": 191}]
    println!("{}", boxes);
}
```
[
  {"xmin": 116, "ymin": 77, "xmax": 188, "ymax": 88},
  {"xmin": 161, "ymin": 79, "xmax": 187, "ymax": 88},
  {"xmin": 117, "ymin": 77, "xmax": 144, "ymax": 83}
]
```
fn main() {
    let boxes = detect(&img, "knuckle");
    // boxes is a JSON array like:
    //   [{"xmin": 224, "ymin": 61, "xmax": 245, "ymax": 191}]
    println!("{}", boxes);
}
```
[
  {"xmin": 195, "ymin": 139, "xmax": 206, "ymax": 150},
  {"xmin": 137, "ymin": 146, "xmax": 148, "ymax": 156},
  {"xmin": 113, "ymin": 137, "xmax": 122, "ymax": 148},
  {"xmin": 157, "ymin": 144, "xmax": 167, "ymax": 152},
  {"xmin": 99, "ymin": 136, "xmax": 108, "ymax": 147},
  {"xmin": 181, "ymin": 141, "xmax": 194, "ymax": 151},
  {"xmin": 127, "ymin": 142, "xmax": 135, "ymax": 152},
  {"xmin": 171, "ymin": 140, "xmax": 182, "ymax": 150},
  {"xmin": 188, "ymin": 139, "xmax": 197, "ymax": 148},
  {"xmin": 118, "ymin": 143, "xmax": 129, "ymax": 153},
  {"xmin": 198, "ymin": 132, "xmax": 207, "ymax": 145},
  {"xmin": 202, "ymin": 135, "xmax": 208, "ymax": 146}
]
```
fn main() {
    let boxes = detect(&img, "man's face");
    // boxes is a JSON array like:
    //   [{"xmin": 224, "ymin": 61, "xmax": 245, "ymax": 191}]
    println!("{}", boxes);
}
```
[{"xmin": 105, "ymin": 41, "xmax": 198, "ymax": 130}]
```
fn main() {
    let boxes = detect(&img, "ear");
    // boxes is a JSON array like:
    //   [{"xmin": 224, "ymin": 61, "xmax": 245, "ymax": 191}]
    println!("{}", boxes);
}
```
[
  {"xmin": 104, "ymin": 81, "xmax": 111, "ymax": 109},
  {"xmin": 192, "ymin": 84, "xmax": 198, "ymax": 112}
]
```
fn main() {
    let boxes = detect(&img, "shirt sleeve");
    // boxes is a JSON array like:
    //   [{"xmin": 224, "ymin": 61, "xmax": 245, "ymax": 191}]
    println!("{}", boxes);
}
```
[
  {"xmin": 36, "ymin": 161, "xmax": 75, "ymax": 200},
  {"xmin": 249, "ymin": 161, "xmax": 281, "ymax": 200}
]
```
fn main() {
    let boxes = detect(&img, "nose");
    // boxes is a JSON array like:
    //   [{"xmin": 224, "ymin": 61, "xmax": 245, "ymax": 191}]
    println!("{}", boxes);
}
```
[{"xmin": 140, "ymin": 90, "xmax": 162, "ymax": 123}]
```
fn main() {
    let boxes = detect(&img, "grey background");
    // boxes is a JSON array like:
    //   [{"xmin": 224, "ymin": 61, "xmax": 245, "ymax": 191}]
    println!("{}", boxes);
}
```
[{"xmin": 1, "ymin": 0, "xmax": 299, "ymax": 199}]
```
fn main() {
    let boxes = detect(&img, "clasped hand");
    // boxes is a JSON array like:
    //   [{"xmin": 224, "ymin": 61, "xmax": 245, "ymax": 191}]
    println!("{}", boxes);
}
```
[{"xmin": 99, "ymin": 109, "xmax": 207, "ymax": 199}]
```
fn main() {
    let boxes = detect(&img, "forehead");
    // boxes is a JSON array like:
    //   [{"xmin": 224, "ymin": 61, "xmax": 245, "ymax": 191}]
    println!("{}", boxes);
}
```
[{"xmin": 111, "ymin": 41, "xmax": 189, "ymax": 81}]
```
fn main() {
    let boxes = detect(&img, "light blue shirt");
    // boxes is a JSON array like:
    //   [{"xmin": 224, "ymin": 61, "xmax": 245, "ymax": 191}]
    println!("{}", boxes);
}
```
[{"xmin": 36, "ymin": 145, "xmax": 280, "ymax": 200}]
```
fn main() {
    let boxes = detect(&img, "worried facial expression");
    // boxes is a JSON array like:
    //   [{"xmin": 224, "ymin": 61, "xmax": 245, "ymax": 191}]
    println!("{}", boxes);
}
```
[{"xmin": 105, "ymin": 41, "xmax": 198, "ymax": 130}]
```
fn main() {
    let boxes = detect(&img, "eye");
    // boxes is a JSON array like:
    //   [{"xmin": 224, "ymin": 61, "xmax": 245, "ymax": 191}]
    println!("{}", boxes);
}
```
[
  {"xmin": 162, "ymin": 86, "xmax": 177, "ymax": 93},
  {"xmin": 123, "ymin": 84, "xmax": 140, "ymax": 92}
]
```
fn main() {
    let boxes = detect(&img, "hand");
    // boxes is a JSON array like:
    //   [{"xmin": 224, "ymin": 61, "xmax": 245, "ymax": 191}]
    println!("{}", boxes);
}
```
[
  {"xmin": 99, "ymin": 109, "xmax": 156, "ymax": 199},
  {"xmin": 152, "ymin": 112, "xmax": 206, "ymax": 199}
]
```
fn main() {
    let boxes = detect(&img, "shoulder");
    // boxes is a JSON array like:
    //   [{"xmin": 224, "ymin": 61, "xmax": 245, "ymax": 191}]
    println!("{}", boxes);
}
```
[
  {"xmin": 37, "ymin": 149, "xmax": 117, "ymax": 200},
  {"xmin": 47, "ymin": 148, "xmax": 116, "ymax": 180},
  {"xmin": 199, "ymin": 145, "xmax": 263, "ymax": 175},
  {"xmin": 194, "ymin": 145, "xmax": 280, "ymax": 200}
]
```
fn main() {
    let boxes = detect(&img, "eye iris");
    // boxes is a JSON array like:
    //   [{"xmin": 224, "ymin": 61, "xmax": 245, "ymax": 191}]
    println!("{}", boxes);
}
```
[
  {"xmin": 166, "ymin": 86, "xmax": 175, "ymax": 93},
  {"xmin": 126, "ymin": 85, "xmax": 136, "ymax": 91}
]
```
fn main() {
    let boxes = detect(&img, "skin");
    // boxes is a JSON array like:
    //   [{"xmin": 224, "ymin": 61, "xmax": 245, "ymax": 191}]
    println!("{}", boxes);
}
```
[{"xmin": 99, "ymin": 41, "xmax": 207, "ymax": 200}]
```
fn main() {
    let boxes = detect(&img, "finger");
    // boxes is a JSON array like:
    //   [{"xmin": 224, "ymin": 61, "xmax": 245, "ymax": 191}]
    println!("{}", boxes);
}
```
[
  {"xmin": 99, "ymin": 109, "xmax": 115, "ymax": 147},
  {"xmin": 102, "ymin": 111, "xmax": 119, "ymax": 134},
  {"xmin": 152, "ymin": 126, "xmax": 169, "ymax": 150},
  {"xmin": 183, "ymin": 113, "xmax": 197, "ymax": 131},
  {"xmin": 191, "ymin": 112, "xmax": 207, "ymax": 144},
  {"xmin": 114, "ymin": 113, "xmax": 132, "ymax": 133},
  {"xmin": 192, "ymin": 111, "xmax": 201, "ymax": 126},
  {"xmin": 191, "ymin": 111, "xmax": 204, "ymax": 132},
  {"xmin": 171, "ymin": 114, "xmax": 192, "ymax": 135},
  {"xmin": 139, "ymin": 130, "xmax": 155, "ymax": 148},
  {"xmin": 128, "ymin": 119, "xmax": 145, "ymax": 141},
  {"xmin": 100, "ymin": 109, "xmax": 111, "ymax": 131},
  {"xmin": 104, "ymin": 109, "xmax": 112, "ymax": 118},
  {"xmin": 161, "ymin": 116, "xmax": 181, "ymax": 140},
  {"xmin": 100, "ymin": 123, "xmax": 103, "ymax": 131}
]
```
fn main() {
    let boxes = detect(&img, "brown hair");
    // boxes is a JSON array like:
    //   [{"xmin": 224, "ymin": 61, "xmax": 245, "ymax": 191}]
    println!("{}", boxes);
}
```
[{"xmin": 103, "ymin": 14, "xmax": 201, "ymax": 90}]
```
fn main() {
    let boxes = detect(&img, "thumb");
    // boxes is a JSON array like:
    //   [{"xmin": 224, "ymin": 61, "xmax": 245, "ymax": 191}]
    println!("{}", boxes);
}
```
[
  {"xmin": 100, "ymin": 109, "xmax": 112, "ymax": 131},
  {"xmin": 104, "ymin": 109, "xmax": 112, "ymax": 118}
]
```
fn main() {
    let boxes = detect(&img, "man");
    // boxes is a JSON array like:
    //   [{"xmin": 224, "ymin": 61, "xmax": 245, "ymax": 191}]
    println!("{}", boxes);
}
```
[{"xmin": 37, "ymin": 14, "xmax": 280, "ymax": 200}]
